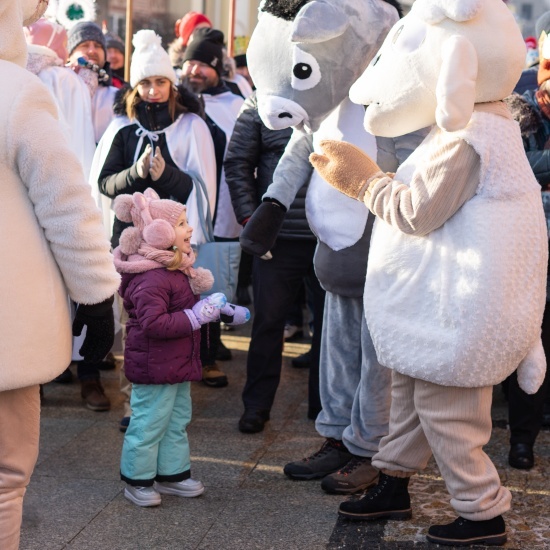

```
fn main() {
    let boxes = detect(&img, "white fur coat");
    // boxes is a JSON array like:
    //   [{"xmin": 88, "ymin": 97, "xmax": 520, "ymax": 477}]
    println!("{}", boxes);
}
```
[{"xmin": 0, "ymin": 57, "xmax": 120, "ymax": 391}]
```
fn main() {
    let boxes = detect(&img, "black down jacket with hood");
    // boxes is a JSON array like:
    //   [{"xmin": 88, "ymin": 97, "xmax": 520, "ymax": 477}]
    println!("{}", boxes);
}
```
[{"xmin": 224, "ymin": 92, "xmax": 314, "ymax": 240}]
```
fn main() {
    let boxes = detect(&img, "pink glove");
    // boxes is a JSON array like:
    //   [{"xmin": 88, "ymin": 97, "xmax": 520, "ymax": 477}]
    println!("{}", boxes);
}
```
[
  {"xmin": 185, "ymin": 292, "xmax": 227, "ymax": 330},
  {"xmin": 220, "ymin": 303, "xmax": 250, "ymax": 326}
]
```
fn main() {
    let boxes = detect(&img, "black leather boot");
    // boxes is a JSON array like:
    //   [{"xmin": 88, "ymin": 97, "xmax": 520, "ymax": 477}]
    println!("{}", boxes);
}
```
[
  {"xmin": 508, "ymin": 443, "xmax": 534, "ymax": 469},
  {"xmin": 426, "ymin": 515, "xmax": 506, "ymax": 546},
  {"xmin": 338, "ymin": 472, "xmax": 412, "ymax": 521}
]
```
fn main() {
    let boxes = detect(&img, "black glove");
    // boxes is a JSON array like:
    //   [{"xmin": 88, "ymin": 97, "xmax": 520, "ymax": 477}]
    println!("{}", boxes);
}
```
[
  {"xmin": 72, "ymin": 296, "xmax": 115, "ymax": 363},
  {"xmin": 239, "ymin": 199, "xmax": 287, "ymax": 257}
]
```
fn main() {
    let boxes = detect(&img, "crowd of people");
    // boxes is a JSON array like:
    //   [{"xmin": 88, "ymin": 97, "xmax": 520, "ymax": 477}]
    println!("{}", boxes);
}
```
[{"xmin": 0, "ymin": 0, "xmax": 549, "ymax": 548}]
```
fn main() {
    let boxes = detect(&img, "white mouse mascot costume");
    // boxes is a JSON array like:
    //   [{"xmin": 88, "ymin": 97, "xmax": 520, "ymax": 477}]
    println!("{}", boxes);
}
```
[{"xmin": 311, "ymin": 0, "xmax": 548, "ymax": 546}]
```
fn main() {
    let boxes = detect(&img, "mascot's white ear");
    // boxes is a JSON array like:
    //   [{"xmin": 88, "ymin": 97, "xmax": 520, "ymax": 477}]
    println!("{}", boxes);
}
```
[
  {"xmin": 435, "ymin": 35, "xmax": 478, "ymax": 132},
  {"xmin": 413, "ymin": 0, "xmax": 482, "ymax": 24},
  {"xmin": 291, "ymin": 0, "xmax": 350, "ymax": 44}
]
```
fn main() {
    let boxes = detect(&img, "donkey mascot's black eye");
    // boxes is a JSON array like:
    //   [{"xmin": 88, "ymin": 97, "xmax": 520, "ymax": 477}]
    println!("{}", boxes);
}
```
[
  {"xmin": 293, "ymin": 63, "xmax": 312, "ymax": 79},
  {"xmin": 291, "ymin": 47, "xmax": 321, "ymax": 90}
]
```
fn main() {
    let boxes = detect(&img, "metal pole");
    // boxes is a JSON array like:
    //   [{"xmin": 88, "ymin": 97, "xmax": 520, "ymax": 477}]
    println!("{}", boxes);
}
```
[
  {"xmin": 227, "ymin": 0, "xmax": 236, "ymax": 57},
  {"xmin": 124, "ymin": 0, "xmax": 133, "ymax": 83}
]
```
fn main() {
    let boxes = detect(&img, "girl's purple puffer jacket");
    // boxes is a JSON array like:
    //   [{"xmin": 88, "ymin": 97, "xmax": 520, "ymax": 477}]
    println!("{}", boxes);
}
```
[{"xmin": 119, "ymin": 268, "xmax": 201, "ymax": 384}]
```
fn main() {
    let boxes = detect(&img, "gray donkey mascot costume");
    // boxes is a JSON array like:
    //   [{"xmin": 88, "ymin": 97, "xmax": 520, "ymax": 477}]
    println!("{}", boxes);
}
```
[{"xmin": 241, "ymin": 0, "xmax": 427, "ymax": 496}]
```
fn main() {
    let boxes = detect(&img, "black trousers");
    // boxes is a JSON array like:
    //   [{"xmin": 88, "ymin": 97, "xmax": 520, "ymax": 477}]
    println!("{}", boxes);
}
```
[
  {"xmin": 242, "ymin": 238, "xmax": 325, "ymax": 413},
  {"xmin": 507, "ymin": 302, "xmax": 550, "ymax": 446}
]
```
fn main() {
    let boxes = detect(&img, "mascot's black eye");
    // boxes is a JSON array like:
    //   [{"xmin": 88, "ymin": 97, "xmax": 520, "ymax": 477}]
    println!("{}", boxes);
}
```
[
  {"xmin": 293, "ymin": 63, "xmax": 313, "ymax": 80},
  {"xmin": 291, "ymin": 48, "xmax": 321, "ymax": 90}
]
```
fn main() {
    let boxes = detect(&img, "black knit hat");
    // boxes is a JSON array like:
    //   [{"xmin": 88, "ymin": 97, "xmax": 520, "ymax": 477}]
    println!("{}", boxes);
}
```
[
  {"xmin": 183, "ymin": 28, "xmax": 224, "ymax": 75},
  {"xmin": 67, "ymin": 21, "xmax": 106, "ymax": 56}
]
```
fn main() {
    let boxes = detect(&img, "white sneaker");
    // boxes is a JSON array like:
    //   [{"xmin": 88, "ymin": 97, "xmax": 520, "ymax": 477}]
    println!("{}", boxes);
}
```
[
  {"xmin": 124, "ymin": 485, "xmax": 161, "ymax": 507},
  {"xmin": 155, "ymin": 478, "xmax": 205, "ymax": 498}
]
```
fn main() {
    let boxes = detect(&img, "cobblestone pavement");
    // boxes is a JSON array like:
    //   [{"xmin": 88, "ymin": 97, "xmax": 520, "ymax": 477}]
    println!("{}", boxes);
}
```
[{"xmin": 21, "ymin": 321, "xmax": 550, "ymax": 550}]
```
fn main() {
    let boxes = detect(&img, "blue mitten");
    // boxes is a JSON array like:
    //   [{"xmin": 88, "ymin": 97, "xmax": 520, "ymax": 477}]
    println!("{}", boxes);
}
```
[
  {"xmin": 220, "ymin": 303, "xmax": 250, "ymax": 325},
  {"xmin": 185, "ymin": 292, "xmax": 227, "ymax": 330}
]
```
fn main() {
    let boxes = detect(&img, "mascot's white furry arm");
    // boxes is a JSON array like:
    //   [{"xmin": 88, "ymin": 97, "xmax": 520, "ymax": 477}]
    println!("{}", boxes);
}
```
[{"xmin": 311, "ymin": 0, "xmax": 548, "ymax": 394}]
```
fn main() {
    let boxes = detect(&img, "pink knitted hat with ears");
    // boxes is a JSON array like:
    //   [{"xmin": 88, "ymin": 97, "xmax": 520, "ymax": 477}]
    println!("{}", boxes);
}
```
[{"xmin": 113, "ymin": 189, "xmax": 185, "ymax": 255}]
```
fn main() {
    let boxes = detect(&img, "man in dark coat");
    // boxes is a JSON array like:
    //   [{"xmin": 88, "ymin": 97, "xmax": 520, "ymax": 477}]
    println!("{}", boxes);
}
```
[{"xmin": 225, "ymin": 91, "xmax": 325, "ymax": 433}]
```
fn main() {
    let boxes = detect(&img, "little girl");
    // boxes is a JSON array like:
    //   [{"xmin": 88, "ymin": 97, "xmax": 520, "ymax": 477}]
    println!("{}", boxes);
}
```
[{"xmin": 113, "ymin": 188, "xmax": 249, "ymax": 507}]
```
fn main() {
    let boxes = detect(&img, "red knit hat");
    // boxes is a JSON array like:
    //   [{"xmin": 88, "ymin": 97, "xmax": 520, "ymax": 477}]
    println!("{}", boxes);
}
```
[{"xmin": 175, "ymin": 12, "xmax": 212, "ymax": 47}]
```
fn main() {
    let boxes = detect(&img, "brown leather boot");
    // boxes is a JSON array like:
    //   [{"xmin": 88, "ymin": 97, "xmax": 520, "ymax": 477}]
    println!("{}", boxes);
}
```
[
  {"xmin": 81, "ymin": 379, "xmax": 110, "ymax": 411},
  {"xmin": 202, "ymin": 363, "xmax": 228, "ymax": 387}
]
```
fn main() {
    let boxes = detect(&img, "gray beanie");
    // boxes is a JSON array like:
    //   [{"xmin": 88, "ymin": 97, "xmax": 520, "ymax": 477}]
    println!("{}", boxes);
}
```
[
  {"xmin": 67, "ymin": 21, "xmax": 106, "ymax": 56},
  {"xmin": 105, "ymin": 32, "xmax": 125, "ymax": 55}
]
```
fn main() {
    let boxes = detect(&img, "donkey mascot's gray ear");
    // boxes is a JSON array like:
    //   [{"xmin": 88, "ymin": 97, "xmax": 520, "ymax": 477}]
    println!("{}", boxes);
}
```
[{"xmin": 291, "ymin": 0, "xmax": 350, "ymax": 44}]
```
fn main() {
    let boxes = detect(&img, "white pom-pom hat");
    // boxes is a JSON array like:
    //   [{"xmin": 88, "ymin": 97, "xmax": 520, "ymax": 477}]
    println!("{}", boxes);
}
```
[{"xmin": 130, "ymin": 29, "xmax": 177, "ymax": 87}]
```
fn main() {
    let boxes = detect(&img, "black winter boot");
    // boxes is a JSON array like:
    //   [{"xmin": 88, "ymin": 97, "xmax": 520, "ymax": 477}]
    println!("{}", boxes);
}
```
[
  {"xmin": 338, "ymin": 472, "xmax": 412, "ymax": 521},
  {"xmin": 426, "ymin": 515, "xmax": 506, "ymax": 547}
]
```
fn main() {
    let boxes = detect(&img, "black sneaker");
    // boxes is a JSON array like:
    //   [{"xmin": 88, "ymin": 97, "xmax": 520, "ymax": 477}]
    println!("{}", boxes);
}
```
[
  {"xmin": 426, "ymin": 515, "xmax": 506, "ymax": 547},
  {"xmin": 338, "ymin": 472, "xmax": 412, "ymax": 521},
  {"xmin": 321, "ymin": 456, "xmax": 379, "ymax": 495},
  {"xmin": 283, "ymin": 438, "xmax": 353, "ymax": 480}
]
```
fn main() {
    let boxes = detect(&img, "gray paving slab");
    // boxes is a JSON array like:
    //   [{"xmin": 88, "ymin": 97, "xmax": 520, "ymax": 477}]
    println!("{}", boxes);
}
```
[{"xmin": 21, "ymin": 476, "xmax": 122, "ymax": 550}]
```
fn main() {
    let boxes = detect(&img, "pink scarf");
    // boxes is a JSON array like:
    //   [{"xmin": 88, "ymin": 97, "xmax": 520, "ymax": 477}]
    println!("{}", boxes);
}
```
[{"xmin": 113, "ymin": 243, "xmax": 214, "ymax": 295}]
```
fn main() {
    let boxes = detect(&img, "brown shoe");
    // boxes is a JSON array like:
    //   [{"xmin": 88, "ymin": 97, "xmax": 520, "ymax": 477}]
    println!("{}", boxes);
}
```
[
  {"xmin": 202, "ymin": 363, "xmax": 228, "ymax": 387},
  {"xmin": 81, "ymin": 379, "xmax": 111, "ymax": 411}
]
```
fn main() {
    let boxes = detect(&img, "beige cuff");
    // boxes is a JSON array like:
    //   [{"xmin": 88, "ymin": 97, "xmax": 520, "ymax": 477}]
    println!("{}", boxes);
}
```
[
  {"xmin": 362, "ymin": 172, "xmax": 391, "ymax": 203},
  {"xmin": 381, "ymin": 468, "xmax": 415, "ymax": 478}
]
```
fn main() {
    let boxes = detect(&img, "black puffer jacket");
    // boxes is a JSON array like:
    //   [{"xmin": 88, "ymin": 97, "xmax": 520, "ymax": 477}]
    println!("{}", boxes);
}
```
[
  {"xmin": 224, "ymin": 92, "xmax": 314, "ymax": 240},
  {"xmin": 98, "ymin": 85, "xmax": 204, "ymax": 247}
]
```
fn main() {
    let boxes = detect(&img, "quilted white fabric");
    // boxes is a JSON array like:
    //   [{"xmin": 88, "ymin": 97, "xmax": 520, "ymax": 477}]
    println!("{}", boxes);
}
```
[{"xmin": 365, "ymin": 111, "xmax": 548, "ymax": 390}]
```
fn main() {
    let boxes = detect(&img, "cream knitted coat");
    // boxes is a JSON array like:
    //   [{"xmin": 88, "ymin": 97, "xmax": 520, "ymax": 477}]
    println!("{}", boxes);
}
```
[
  {"xmin": 365, "ymin": 110, "xmax": 548, "ymax": 391},
  {"xmin": 0, "ymin": 1, "xmax": 120, "ymax": 391}
]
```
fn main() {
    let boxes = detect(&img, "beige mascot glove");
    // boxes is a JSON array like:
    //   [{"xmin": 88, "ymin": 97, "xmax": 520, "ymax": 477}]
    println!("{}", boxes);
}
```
[{"xmin": 309, "ymin": 140, "xmax": 385, "ymax": 201}]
